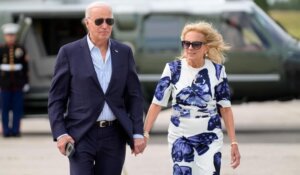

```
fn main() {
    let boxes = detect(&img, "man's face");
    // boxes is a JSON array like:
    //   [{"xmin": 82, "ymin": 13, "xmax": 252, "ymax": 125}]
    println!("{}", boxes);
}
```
[
  {"xmin": 85, "ymin": 6, "xmax": 113, "ymax": 43},
  {"xmin": 4, "ymin": 34, "xmax": 17, "ymax": 45}
]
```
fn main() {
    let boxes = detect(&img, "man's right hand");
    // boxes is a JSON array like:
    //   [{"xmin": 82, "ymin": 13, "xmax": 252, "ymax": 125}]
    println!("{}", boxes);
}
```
[{"xmin": 57, "ymin": 135, "xmax": 75, "ymax": 156}]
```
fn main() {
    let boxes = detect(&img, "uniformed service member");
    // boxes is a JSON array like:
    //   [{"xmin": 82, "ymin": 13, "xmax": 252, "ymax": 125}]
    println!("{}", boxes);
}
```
[{"xmin": 0, "ymin": 23, "xmax": 29, "ymax": 137}]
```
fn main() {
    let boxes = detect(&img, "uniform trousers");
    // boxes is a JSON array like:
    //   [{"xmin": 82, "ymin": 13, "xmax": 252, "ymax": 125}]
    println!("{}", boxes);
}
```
[{"xmin": 1, "ymin": 90, "xmax": 23, "ymax": 136}]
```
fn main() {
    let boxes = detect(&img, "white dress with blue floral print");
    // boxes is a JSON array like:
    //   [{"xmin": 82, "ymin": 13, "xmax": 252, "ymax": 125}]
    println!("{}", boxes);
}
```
[{"xmin": 152, "ymin": 58, "xmax": 231, "ymax": 175}]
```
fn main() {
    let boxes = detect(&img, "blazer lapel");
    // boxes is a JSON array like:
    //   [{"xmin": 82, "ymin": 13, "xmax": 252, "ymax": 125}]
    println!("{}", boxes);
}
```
[
  {"xmin": 106, "ymin": 40, "xmax": 119, "ymax": 94},
  {"xmin": 80, "ymin": 36, "xmax": 104, "ymax": 94}
]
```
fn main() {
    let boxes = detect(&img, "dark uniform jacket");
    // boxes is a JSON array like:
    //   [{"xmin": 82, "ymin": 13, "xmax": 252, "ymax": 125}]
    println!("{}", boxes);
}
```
[{"xmin": 0, "ymin": 44, "xmax": 28, "ymax": 91}]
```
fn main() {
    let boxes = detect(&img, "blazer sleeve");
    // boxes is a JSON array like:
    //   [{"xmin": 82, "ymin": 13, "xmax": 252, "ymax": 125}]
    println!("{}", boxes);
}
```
[
  {"xmin": 48, "ymin": 47, "xmax": 70, "ymax": 141},
  {"xmin": 125, "ymin": 48, "xmax": 144, "ymax": 135}
]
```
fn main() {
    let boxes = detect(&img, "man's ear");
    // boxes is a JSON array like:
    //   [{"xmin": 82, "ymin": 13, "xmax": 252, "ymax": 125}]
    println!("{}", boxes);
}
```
[
  {"xmin": 85, "ymin": 19, "xmax": 89, "ymax": 26},
  {"xmin": 83, "ymin": 18, "xmax": 89, "ymax": 32}
]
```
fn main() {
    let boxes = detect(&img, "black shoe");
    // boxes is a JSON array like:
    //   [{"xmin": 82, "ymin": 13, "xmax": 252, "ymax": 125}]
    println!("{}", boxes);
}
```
[
  {"xmin": 3, "ymin": 133, "xmax": 12, "ymax": 138},
  {"xmin": 11, "ymin": 133, "xmax": 21, "ymax": 137}
]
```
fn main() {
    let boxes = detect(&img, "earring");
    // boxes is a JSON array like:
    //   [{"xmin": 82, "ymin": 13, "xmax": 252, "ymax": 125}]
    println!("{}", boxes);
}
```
[{"xmin": 205, "ymin": 53, "xmax": 208, "ymax": 58}]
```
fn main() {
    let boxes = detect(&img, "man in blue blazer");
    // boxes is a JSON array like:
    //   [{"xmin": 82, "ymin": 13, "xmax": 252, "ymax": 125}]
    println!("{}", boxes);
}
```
[{"xmin": 48, "ymin": 2, "xmax": 145, "ymax": 175}]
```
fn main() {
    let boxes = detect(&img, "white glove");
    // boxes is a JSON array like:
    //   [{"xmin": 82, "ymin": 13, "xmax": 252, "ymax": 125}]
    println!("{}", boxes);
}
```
[{"xmin": 23, "ymin": 84, "xmax": 30, "ymax": 93}]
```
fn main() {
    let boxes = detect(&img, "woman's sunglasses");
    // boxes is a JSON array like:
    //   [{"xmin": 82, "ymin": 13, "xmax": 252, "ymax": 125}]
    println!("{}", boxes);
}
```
[
  {"xmin": 181, "ymin": 40, "xmax": 205, "ymax": 50},
  {"xmin": 91, "ymin": 18, "xmax": 114, "ymax": 26}
]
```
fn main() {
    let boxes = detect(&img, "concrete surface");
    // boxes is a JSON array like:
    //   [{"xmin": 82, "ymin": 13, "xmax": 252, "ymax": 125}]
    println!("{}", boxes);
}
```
[{"xmin": 0, "ymin": 100, "xmax": 300, "ymax": 175}]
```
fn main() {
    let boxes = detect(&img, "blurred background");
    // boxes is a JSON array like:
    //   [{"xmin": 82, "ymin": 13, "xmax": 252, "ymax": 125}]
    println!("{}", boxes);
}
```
[
  {"xmin": 0, "ymin": 0, "xmax": 300, "ymax": 174},
  {"xmin": 259, "ymin": 0, "xmax": 300, "ymax": 38}
]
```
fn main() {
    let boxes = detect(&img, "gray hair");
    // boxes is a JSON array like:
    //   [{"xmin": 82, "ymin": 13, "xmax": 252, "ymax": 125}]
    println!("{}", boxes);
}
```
[{"xmin": 85, "ymin": 2, "xmax": 113, "ymax": 18}]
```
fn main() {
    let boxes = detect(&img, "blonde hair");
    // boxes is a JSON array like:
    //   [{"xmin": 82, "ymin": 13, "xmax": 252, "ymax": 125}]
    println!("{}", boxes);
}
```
[{"xmin": 180, "ymin": 21, "xmax": 230, "ymax": 64}]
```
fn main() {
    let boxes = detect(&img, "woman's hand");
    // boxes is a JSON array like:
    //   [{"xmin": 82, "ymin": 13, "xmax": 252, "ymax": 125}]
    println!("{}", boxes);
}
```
[{"xmin": 230, "ymin": 144, "xmax": 241, "ymax": 169}]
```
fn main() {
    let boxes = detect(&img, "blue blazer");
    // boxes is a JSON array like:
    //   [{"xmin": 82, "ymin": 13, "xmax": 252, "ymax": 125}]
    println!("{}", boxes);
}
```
[{"xmin": 48, "ymin": 36, "xmax": 144, "ymax": 148}]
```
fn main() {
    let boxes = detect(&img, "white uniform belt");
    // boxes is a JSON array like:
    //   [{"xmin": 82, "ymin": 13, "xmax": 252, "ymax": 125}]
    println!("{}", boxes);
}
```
[{"xmin": 0, "ymin": 64, "xmax": 23, "ymax": 71}]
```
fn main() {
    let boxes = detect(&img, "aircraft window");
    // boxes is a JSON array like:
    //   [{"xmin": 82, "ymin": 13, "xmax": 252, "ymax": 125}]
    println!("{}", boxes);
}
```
[
  {"xmin": 253, "ymin": 7, "xmax": 296, "ymax": 43},
  {"xmin": 142, "ymin": 15, "xmax": 183, "ymax": 52},
  {"xmin": 115, "ymin": 14, "xmax": 137, "ymax": 31},
  {"xmin": 220, "ymin": 12, "xmax": 269, "ymax": 51},
  {"xmin": 32, "ymin": 18, "xmax": 86, "ymax": 56}
]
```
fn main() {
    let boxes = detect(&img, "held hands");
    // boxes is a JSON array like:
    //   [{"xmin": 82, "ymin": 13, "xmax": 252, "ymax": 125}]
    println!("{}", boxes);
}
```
[
  {"xmin": 230, "ymin": 143, "xmax": 241, "ymax": 169},
  {"xmin": 132, "ymin": 138, "xmax": 146, "ymax": 156},
  {"xmin": 57, "ymin": 135, "xmax": 75, "ymax": 156},
  {"xmin": 132, "ymin": 131, "xmax": 150, "ymax": 156}
]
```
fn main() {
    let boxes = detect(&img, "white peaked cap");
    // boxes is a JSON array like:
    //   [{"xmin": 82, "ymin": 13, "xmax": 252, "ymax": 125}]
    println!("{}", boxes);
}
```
[{"xmin": 1, "ymin": 23, "xmax": 19, "ymax": 34}]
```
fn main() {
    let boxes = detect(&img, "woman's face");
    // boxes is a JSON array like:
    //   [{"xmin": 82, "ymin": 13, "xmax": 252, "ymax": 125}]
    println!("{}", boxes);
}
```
[{"xmin": 182, "ymin": 31, "xmax": 208, "ymax": 63}]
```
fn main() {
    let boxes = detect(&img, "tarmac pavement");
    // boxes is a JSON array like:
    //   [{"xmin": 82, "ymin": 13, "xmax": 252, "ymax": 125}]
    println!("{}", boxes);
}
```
[{"xmin": 1, "ymin": 100, "xmax": 300, "ymax": 175}]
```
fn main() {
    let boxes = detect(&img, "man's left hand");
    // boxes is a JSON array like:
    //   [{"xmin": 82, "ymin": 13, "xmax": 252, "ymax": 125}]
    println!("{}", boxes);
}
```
[{"xmin": 132, "ymin": 138, "xmax": 146, "ymax": 156}]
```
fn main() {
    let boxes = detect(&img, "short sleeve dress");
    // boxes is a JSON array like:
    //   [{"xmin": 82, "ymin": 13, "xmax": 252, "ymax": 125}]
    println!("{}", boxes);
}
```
[{"xmin": 152, "ymin": 58, "xmax": 231, "ymax": 175}]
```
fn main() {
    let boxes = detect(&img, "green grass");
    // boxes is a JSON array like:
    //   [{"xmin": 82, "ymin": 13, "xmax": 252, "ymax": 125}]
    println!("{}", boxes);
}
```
[{"xmin": 269, "ymin": 10, "xmax": 300, "ymax": 39}]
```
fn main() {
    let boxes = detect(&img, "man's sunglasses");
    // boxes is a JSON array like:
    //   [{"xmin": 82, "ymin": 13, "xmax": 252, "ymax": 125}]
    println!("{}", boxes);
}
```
[
  {"xmin": 92, "ymin": 18, "xmax": 114, "ymax": 26},
  {"xmin": 181, "ymin": 40, "xmax": 205, "ymax": 50}
]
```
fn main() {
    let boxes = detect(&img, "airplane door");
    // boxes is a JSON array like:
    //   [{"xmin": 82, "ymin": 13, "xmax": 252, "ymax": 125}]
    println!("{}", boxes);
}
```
[{"xmin": 21, "ymin": 16, "xmax": 86, "ymax": 108}]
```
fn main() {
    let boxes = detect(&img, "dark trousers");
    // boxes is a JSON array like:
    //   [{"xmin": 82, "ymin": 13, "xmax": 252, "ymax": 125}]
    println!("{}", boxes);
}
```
[
  {"xmin": 1, "ymin": 90, "xmax": 23, "ymax": 136},
  {"xmin": 69, "ymin": 122, "xmax": 126, "ymax": 175}
]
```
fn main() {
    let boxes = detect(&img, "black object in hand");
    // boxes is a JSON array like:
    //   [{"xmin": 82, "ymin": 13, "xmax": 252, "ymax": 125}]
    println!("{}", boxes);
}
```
[{"xmin": 65, "ymin": 142, "xmax": 75, "ymax": 157}]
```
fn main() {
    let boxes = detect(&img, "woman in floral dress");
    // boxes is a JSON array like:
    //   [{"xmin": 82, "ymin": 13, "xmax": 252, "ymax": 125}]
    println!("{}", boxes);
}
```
[{"xmin": 143, "ymin": 21, "xmax": 241, "ymax": 175}]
